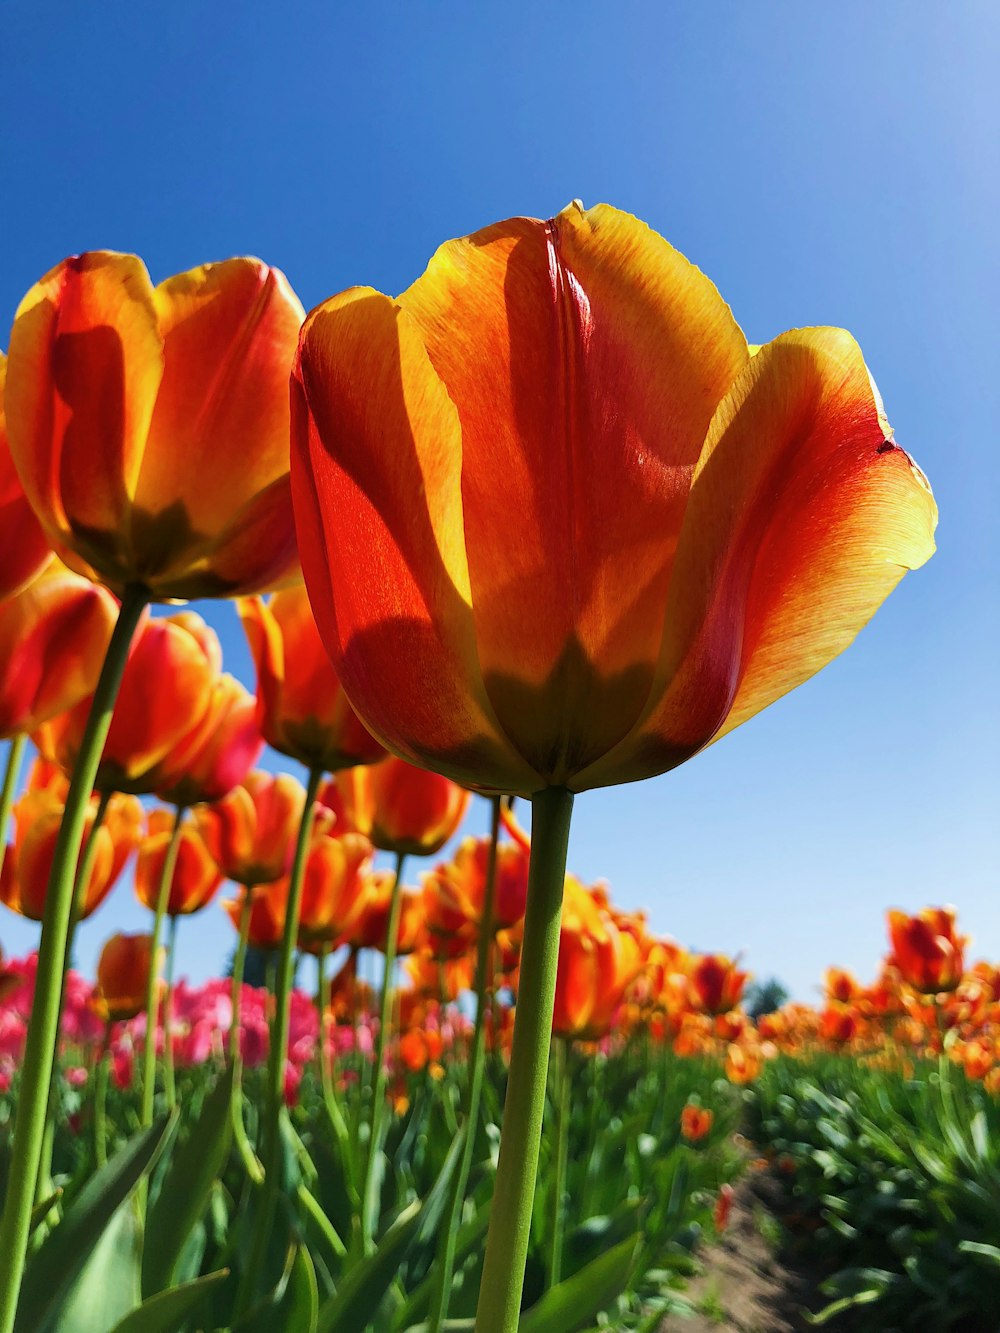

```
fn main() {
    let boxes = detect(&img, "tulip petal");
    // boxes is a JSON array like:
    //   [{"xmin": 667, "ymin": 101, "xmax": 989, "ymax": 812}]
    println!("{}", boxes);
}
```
[
  {"xmin": 578, "ymin": 328, "xmax": 938, "ymax": 787},
  {"xmin": 6, "ymin": 252, "xmax": 163, "ymax": 568},
  {"xmin": 0, "ymin": 355, "xmax": 51, "ymax": 600},
  {"xmin": 292, "ymin": 288, "xmax": 539, "ymax": 791},
  {"xmin": 398, "ymin": 202, "xmax": 748, "ymax": 780}
]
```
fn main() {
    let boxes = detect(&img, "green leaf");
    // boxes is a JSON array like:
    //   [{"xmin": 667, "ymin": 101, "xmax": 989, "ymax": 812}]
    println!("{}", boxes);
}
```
[
  {"xmin": 51, "ymin": 1197, "xmax": 143, "ymax": 1333},
  {"xmin": 316, "ymin": 1200, "xmax": 421, "ymax": 1333},
  {"xmin": 235, "ymin": 1241, "xmax": 319, "ymax": 1333},
  {"xmin": 106, "ymin": 1270, "xmax": 228, "ymax": 1333},
  {"xmin": 14, "ymin": 1116, "xmax": 174, "ymax": 1333},
  {"xmin": 143, "ymin": 1063, "xmax": 234, "ymax": 1295},
  {"xmin": 958, "ymin": 1240, "xmax": 1000, "ymax": 1268},
  {"xmin": 518, "ymin": 1235, "xmax": 638, "ymax": 1333}
]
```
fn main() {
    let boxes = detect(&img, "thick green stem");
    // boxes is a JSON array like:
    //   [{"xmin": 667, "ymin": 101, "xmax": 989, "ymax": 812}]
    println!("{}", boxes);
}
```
[
  {"xmin": 360, "ymin": 850, "xmax": 406, "ymax": 1250},
  {"xmin": 140, "ymin": 805, "xmax": 186, "ymax": 1129},
  {"xmin": 0, "ymin": 586, "xmax": 146, "ymax": 1333},
  {"xmin": 0, "ymin": 732, "xmax": 27, "ymax": 883},
  {"xmin": 474, "ymin": 786, "xmax": 573, "ymax": 1333},
  {"xmin": 238, "ymin": 765, "xmax": 322, "ymax": 1312},
  {"xmin": 549, "ymin": 1036, "xmax": 570, "ymax": 1287},
  {"xmin": 163, "ymin": 913, "xmax": 179, "ymax": 1111},
  {"xmin": 429, "ymin": 795, "xmax": 501, "ymax": 1333},
  {"xmin": 229, "ymin": 886, "xmax": 253, "ymax": 1066}
]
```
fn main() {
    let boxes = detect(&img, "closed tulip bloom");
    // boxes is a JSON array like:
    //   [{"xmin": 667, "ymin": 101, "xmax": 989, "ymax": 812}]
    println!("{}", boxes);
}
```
[
  {"xmin": 92, "ymin": 933, "xmax": 160, "ymax": 1022},
  {"xmin": 552, "ymin": 877, "xmax": 642, "ymax": 1040},
  {"xmin": 0, "ymin": 353, "xmax": 50, "ymax": 601},
  {"xmin": 680, "ymin": 1104, "xmax": 714, "ymax": 1142},
  {"xmin": 6, "ymin": 252, "xmax": 304, "ymax": 600},
  {"xmin": 825, "ymin": 967, "xmax": 861, "ymax": 1005},
  {"xmin": 33, "ymin": 611, "xmax": 219, "ymax": 794},
  {"xmin": 240, "ymin": 587, "xmax": 384, "ymax": 773},
  {"xmin": 292, "ymin": 202, "xmax": 936, "ymax": 794},
  {"xmin": 0, "ymin": 563, "xmax": 118, "ymax": 739},
  {"xmin": 1, "ymin": 782, "xmax": 143, "ymax": 921},
  {"xmin": 153, "ymin": 673, "xmax": 263, "ymax": 808},
  {"xmin": 223, "ymin": 882, "xmax": 287, "ymax": 951},
  {"xmin": 687, "ymin": 954, "xmax": 750, "ymax": 1016},
  {"xmin": 321, "ymin": 757, "xmax": 469, "ymax": 857},
  {"xmin": 196, "ymin": 770, "xmax": 304, "ymax": 887},
  {"xmin": 297, "ymin": 828, "xmax": 374, "ymax": 945},
  {"xmin": 348, "ymin": 875, "xmax": 424, "ymax": 954},
  {"xmin": 422, "ymin": 835, "xmax": 529, "ymax": 956},
  {"xmin": 134, "ymin": 809, "xmax": 223, "ymax": 916},
  {"xmin": 888, "ymin": 906, "xmax": 967, "ymax": 994}
]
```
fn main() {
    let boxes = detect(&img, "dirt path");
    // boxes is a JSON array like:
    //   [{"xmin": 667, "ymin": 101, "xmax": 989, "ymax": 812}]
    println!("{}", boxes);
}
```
[{"xmin": 660, "ymin": 1170, "xmax": 837, "ymax": 1333}]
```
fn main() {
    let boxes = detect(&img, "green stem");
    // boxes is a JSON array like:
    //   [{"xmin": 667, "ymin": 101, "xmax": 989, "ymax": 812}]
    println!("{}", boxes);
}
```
[
  {"xmin": 163, "ymin": 913, "xmax": 179, "ymax": 1111},
  {"xmin": 549, "ymin": 1036, "xmax": 570, "ymax": 1287},
  {"xmin": 238, "ymin": 765, "xmax": 322, "ymax": 1313},
  {"xmin": 94, "ymin": 1023, "xmax": 111, "ymax": 1169},
  {"xmin": 0, "ymin": 732, "xmax": 26, "ymax": 883},
  {"xmin": 359, "ymin": 850, "xmax": 406, "ymax": 1250},
  {"xmin": 0, "ymin": 586, "xmax": 146, "ymax": 1333},
  {"xmin": 474, "ymin": 786, "xmax": 573, "ymax": 1333},
  {"xmin": 429, "ymin": 795, "xmax": 501, "ymax": 1333},
  {"xmin": 229, "ymin": 886, "xmax": 253, "ymax": 1066},
  {"xmin": 141, "ymin": 805, "xmax": 186, "ymax": 1129}
]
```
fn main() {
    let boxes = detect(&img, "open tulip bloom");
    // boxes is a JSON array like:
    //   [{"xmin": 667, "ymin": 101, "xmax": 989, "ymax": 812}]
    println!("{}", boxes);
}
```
[{"xmin": 291, "ymin": 201, "xmax": 936, "ymax": 1332}]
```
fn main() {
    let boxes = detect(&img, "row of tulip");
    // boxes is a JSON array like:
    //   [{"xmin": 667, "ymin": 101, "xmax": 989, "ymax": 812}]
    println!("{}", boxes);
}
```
[{"xmin": 0, "ymin": 198, "xmax": 937, "ymax": 1332}]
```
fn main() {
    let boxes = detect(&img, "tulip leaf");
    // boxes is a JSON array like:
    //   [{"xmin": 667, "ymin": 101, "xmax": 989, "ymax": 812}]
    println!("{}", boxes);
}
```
[
  {"xmin": 14, "ymin": 1115, "xmax": 174, "ymax": 1333},
  {"xmin": 517, "ymin": 1235, "xmax": 639, "ymax": 1333},
  {"xmin": 106, "ymin": 1270, "xmax": 229, "ymax": 1333},
  {"xmin": 45, "ymin": 1196, "xmax": 143, "ymax": 1333},
  {"xmin": 234, "ymin": 1240, "xmax": 319, "ymax": 1333},
  {"xmin": 142, "ymin": 1062, "xmax": 234, "ymax": 1295},
  {"xmin": 316, "ymin": 1200, "xmax": 421, "ymax": 1333}
]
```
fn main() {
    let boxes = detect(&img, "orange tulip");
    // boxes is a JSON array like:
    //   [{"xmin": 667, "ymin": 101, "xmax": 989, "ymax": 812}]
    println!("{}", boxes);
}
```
[
  {"xmin": 320, "ymin": 757, "xmax": 469, "ymax": 857},
  {"xmin": 0, "ymin": 563, "xmax": 118, "ymax": 739},
  {"xmin": 551, "ymin": 877, "xmax": 642, "ymax": 1040},
  {"xmin": 291, "ymin": 201, "xmax": 936, "ymax": 795},
  {"xmin": 223, "ymin": 882, "xmax": 288, "ymax": 951},
  {"xmin": 196, "ymin": 770, "xmax": 305, "ymax": 887},
  {"xmin": 34, "ymin": 611, "xmax": 219, "ymax": 794},
  {"xmin": 296, "ymin": 828, "xmax": 374, "ymax": 946},
  {"xmin": 347, "ymin": 875, "xmax": 424, "ymax": 954},
  {"xmin": 6, "ymin": 252, "xmax": 304, "ymax": 600},
  {"xmin": 825, "ymin": 967, "xmax": 861, "ymax": 1005},
  {"xmin": 92, "ymin": 933, "xmax": 160, "ymax": 1022},
  {"xmin": 887, "ymin": 906, "xmax": 967, "ymax": 994},
  {"xmin": 423, "ymin": 834, "xmax": 530, "ymax": 940},
  {"xmin": 687, "ymin": 954, "xmax": 750, "ymax": 1016},
  {"xmin": 1, "ymin": 777, "xmax": 142, "ymax": 921},
  {"xmin": 405, "ymin": 949, "xmax": 476, "ymax": 1001},
  {"xmin": 153, "ymin": 673, "xmax": 262, "ymax": 808},
  {"xmin": 724, "ymin": 1041, "xmax": 762, "ymax": 1085},
  {"xmin": 0, "ymin": 353, "xmax": 50, "ymax": 601},
  {"xmin": 680, "ymin": 1104, "xmax": 714, "ymax": 1142},
  {"xmin": 819, "ymin": 1006, "xmax": 859, "ymax": 1045},
  {"xmin": 134, "ymin": 809, "xmax": 223, "ymax": 916},
  {"xmin": 240, "ymin": 587, "xmax": 384, "ymax": 773}
]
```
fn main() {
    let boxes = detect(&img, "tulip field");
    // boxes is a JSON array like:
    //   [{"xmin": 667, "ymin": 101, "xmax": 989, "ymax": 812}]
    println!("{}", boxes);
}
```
[{"xmin": 0, "ymin": 200, "xmax": 990, "ymax": 1333}]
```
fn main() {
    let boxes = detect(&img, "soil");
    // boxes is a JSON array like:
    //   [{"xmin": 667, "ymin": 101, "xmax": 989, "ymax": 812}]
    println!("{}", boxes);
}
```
[{"xmin": 660, "ymin": 1169, "xmax": 842, "ymax": 1333}]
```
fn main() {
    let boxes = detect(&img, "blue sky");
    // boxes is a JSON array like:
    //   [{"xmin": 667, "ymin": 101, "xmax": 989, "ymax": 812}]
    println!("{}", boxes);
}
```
[{"xmin": 2, "ymin": 3, "xmax": 997, "ymax": 1000}]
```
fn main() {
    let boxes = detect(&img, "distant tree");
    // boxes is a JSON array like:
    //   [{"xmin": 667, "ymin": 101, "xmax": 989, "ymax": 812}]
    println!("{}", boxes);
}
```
[
  {"xmin": 225, "ymin": 945, "xmax": 271, "ymax": 990},
  {"xmin": 744, "ymin": 977, "xmax": 789, "ymax": 1019}
]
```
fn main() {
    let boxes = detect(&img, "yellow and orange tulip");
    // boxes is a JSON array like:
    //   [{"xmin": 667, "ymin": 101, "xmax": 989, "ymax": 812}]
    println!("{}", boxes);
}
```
[
  {"xmin": 0, "ymin": 353, "xmax": 50, "ymax": 601},
  {"xmin": 92, "ymin": 932, "xmax": 160, "ymax": 1022},
  {"xmin": 291, "ymin": 202, "xmax": 936, "ymax": 795},
  {"xmin": 134, "ymin": 809, "xmax": 223, "ymax": 917},
  {"xmin": 888, "ymin": 906, "xmax": 967, "ymax": 994},
  {"xmin": 153, "ymin": 673, "xmax": 262, "ymax": 808},
  {"xmin": 0, "ymin": 564, "xmax": 117, "ymax": 740},
  {"xmin": 196, "ymin": 770, "xmax": 305, "ymax": 888},
  {"xmin": 6, "ymin": 252, "xmax": 304, "ymax": 600},
  {"xmin": 320, "ymin": 757, "xmax": 469, "ymax": 857},
  {"xmin": 240, "ymin": 586, "xmax": 384, "ymax": 774}
]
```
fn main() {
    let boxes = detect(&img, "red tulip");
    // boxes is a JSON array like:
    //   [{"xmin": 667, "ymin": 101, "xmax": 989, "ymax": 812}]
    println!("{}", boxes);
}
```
[{"xmin": 134, "ymin": 809, "xmax": 223, "ymax": 916}]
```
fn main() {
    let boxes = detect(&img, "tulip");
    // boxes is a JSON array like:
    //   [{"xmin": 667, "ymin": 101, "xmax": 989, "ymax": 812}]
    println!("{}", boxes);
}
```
[
  {"xmin": 713, "ymin": 1184, "xmax": 735, "ymax": 1232},
  {"xmin": 687, "ymin": 954, "xmax": 750, "ymax": 1016},
  {"xmin": 825, "ymin": 967, "xmax": 861, "ymax": 1005},
  {"xmin": 321, "ymin": 757, "xmax": 469, "ymax": 858},
  {"xmin": 291, "ymin": 202, "xmax": 936, "ymax": 1331},
  {"xmin": 0, "ymin": 565, "xmax": 118, "ymax": 741},
  {"xmin": 350, "ymin": 878, "xmax": 424, "ymax": 955},
  {"xmin": 1, "ymin": 781, "xmax": 142, "ymax": 922},
  {"xmin": 91, "ymin": 933, "xmax": 160, "ymax": 1023},
  {"xmin": 196, "ymin": 771, "xmax": 305, "ymax": 887},
  {"xmin": 0, "ymin": 354, "xmax": 50, "ymax": 602},
  {"xmin": 551, "ymin": 878, "xmax": 642, "ymax": 1041},
  {"xmin": 134, "ymin": 809, "xmax": 223, "ymax": 917},
  {"xmin": 223, "ymin": 881, "xmax": 288, "ymax": 952},
  {"xmin": 680, "ymin": 1104, "xmax": 714, "ymax": 1142},
  {"xmin": 887, "ymin": 906, "xmax": 967, "ymax": 994},
  {"xmin": 240, "ymin": 587, "xmax": 384, "ymax": 774},
  {"xmin": 153, "ymin": 674, "xmax": 263, "ymax": 808},
  {"xmin": 291, "ymin": 202, "xmax": 936, "ymax": 799},
  {"xmin": 296, "ymin": 828, "xmax": 374, "ymax": 947},
  {"xmin": 6, "ymin": 251, "xmax": 304, "ymax": 601},
  {"xmin": 423, "ymin": 834, "xmax": 529, "ymax": 949},
  {"xmin": 34, "ymin": 611, "xmax": 220, "ymax": 795}
]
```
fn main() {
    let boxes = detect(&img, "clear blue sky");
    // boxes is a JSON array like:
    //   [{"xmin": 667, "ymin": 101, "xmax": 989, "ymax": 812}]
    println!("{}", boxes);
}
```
[{"xmin": 2, "ymin": 3, "xmax": 997, "ymax": 1001}]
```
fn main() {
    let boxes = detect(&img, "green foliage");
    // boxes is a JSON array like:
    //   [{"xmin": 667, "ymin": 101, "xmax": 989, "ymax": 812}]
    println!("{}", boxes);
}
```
[{"xmin": 748, "ymin": 1053, "xmax": 1000, "ymax": 1330}]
